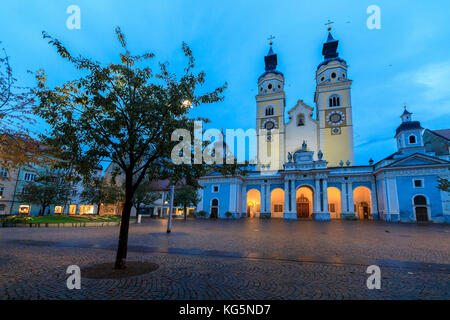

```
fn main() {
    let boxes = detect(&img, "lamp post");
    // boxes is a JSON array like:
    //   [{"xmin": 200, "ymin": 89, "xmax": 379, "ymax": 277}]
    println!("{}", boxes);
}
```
[{"xmin": 166, "ymin": 185, "xmax": 175, "ymax": 233}]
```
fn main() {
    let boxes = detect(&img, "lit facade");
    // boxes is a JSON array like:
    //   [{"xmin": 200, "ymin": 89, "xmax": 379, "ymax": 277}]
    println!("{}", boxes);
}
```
[{"xmin": 197, "ymin": 31, "xmax": 450, "ymax": 223}]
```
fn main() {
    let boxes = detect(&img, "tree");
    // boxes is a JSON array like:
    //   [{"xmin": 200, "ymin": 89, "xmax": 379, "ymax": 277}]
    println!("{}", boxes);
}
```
[
  {"xmin": 17, "ymin": 171, "xmax": 71, "ymax": 216},
  {"xmin": 173, "ymin": 187, "xmax": 200, "ymax": 220},
  {"xmin": 34, "ymin": 27, "xmax": 227, "ymax": 269},
  {"xmin": 437, "ymin": 177, "xmax": 450, "ymax": 192},
  {"xmin": 80, "ymin": 178, "xmax": 123, "ymax": 215},
  {"xmin": 0, "ymin": 42, "xmax": 41, "ymax": 169},
  {"xmin": 132, "ymin": 183, "xmax": 159, "ymax": 215}
]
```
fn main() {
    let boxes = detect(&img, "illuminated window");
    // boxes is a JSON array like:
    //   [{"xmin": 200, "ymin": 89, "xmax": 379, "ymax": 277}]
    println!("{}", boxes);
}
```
[
  {"xmin": 54, "ymin": 206, "xmax": 64, "ymax": 214},
  {"xmin": 273, "ymin": 204, "xmax": 283, "ymax": 213},
  {"xmin": 19, "ymin": 205, "xmax": 30, "ymax": 215},
  {"xmin": 79, "ymin": 205, "xmax": 95, "ymax": 215},
  {"xmin": 69, "ymin": 205, "xmax": 77, "ymax": 215}
]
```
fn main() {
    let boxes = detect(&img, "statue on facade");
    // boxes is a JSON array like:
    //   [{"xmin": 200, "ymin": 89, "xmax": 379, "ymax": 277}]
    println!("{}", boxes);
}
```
[
  {"xmin": 287, "ymin": 152, "xmax": 292, "ymax": 163},
  {"xmin": 317, "ymin": 150, "xmax": 323, "ymax": 161},
  {"xmin": 302, "ymin": 140, "xmax": 307, "ymax": 151}
]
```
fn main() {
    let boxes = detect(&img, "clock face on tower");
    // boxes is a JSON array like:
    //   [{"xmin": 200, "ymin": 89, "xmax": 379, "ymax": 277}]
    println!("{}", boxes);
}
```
[
  {"xmin": 262, "ymin": 119, "xmax": 277, "ymax": 130},
  {"xmin": 265, "ymin": 121, "xmax": 275, "ymax": 130},
  {"xmin": 326, "ymin": 110, "xmax": 345, "ymax": 126}
]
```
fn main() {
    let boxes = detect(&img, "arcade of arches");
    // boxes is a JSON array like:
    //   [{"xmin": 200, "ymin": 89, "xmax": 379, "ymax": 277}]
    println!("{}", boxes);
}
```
[
  {"xmin": 246, "ymin": 189, "xmax": 261, "ymax": 218},
  {"xmin": 327, "ymin": 187, "xmax": 341, "ymax": 219},
  {"xmin": 271, "ymin": 188, "xmax": 285, "ymax": 218},
  {"xmin": 353, "ymin": 186, "xmax": 372, "ymax": 220},
  {"xmin": 246, "ymin": 185, "xmax": 374, "ymax": 219},
  {"xmin": 296, "ymin": 186, "xmax": 313, "ymax": 219}
]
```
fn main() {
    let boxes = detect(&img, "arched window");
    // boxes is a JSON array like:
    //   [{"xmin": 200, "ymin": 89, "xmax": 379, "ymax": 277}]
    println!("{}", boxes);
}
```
[
  {"xmin": 328, "ymin": 94, "xmax": 340, "ymax": 107},
  {"xmin": 211, "ymin": 198, "xmax": 219, "ymax": 207},
  {"xmin": 265, "ymin": 106, "xmax": 274, "ymax": 116},
  {"xmin": 414, "ymin": 195, "xmax": 427, "ymax": 205},
  {"xmin": 297, "ymin": 114, "xmax": 305, "ymax": 126},
  {"xmin": 409, "ymin": 135, "xmax": 416, "ymax": 144}
]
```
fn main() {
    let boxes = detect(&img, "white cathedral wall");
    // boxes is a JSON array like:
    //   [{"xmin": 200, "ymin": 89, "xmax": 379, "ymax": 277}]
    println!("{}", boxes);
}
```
[{"xmin": 285, "ymin": 101, "xmax": 319, "ymax": 161}]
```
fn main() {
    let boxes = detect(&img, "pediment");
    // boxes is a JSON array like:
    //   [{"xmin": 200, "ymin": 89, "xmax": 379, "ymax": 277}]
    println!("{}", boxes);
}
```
[{"xmin": 386, "ymin": 153, "xmax": 448, "ymax": 168}]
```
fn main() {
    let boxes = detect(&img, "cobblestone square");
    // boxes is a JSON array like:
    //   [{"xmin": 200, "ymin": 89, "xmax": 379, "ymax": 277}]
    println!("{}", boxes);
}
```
[{"xmin": 0, "ymin": 219, "xmax": 449, "ymax": 299}]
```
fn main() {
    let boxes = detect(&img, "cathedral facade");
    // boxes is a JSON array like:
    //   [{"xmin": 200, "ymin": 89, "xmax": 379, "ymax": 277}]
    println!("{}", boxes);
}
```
[{"xmin": 197, "ymin": 31, "xmax": 450, "ymax": 223}]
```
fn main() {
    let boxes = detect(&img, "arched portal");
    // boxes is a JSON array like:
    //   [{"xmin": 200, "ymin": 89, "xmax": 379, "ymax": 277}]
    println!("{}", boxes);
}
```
[
  {"xmin": 296, "ymin": 186, "xmax": 313, "ymax": 219},
  {"xmin": 270, "ymin": 188, "xmax": 285, "ymax": 218},
  {"xmin": 353, "ymin": 187, "xmax": 372, "ymax": 220},
  {"xmin": 247, "ymin": 189, "xmax": 261, "ymax": 218},
  {"xmin": 327, "ymin": 187, "xmax": 341, "ymax": 219},
  {"xmin": 414, "ymin": 195, "xmax": 428, "ymax": 222},
  {"xmin": 210, "ymin": 198, "xmax": 219, "ymax": 219}
]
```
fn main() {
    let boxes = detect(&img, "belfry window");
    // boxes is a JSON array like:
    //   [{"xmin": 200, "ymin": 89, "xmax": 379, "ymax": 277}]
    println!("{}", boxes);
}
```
[
  {"xmin": 329, "ymin": 95, "xmax": 340, "ymax": 107},
  {"xmin": 297, "ymin": 114, "xmax": 305, "ymax": 126},
  {"xmin": 409, "ymin": 135, "xmax": 416, "ymax": 144},
  {"xmin": 265, "ymin": 106, "xmax": 274, "ymax": 116}
]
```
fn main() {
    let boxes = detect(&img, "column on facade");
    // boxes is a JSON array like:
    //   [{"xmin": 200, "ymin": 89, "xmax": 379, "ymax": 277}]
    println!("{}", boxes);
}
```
[
  {"xmin": 386, "ymin": 177, "xmax": 400, "ymax": 219},
  {"xmin": 290, "ymin": 180, "xmax": 296, "ymax": 213},
  {"xmin": 241, "ymin": 185, "xmax": 247, "ymax": 218},
  {"xmin": 370, "ymin": 181, "xmax": 378, "ymax": 218},
  {"xmin": 236, "ymin": 183, "xmax": 242, "ymax": 217},
  {"xmin": 314, "ymin": 179, "xmax": 321, "ymax": 213},
  {"xmin": 260, "ymin": 183, "xmax": 265, "ymax": 213},
  {"xmin": 284, "ymin": 180, "xmax": 289, "ymax": 214},
  {"xmin": 340, "ymin": 182, "xmax": 347, "ymax": 215},
  {"xmin": 322, "ymin": 179, "xmax": 329, "ymax": 213},
  {"xmin": 347, "ymin": 182, "xmax": 354, "ymax": 215},
  {"xmin": 265, "ymin": 183, "xmax": 271, "ymax": 215}
]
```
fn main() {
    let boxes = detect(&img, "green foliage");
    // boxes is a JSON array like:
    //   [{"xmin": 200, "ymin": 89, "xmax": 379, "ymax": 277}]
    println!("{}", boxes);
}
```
[
  {"xmin": 0, "ymin": 43, "xmax": 40, "ymax": 169},
  {"xmin": 198, "ymin": 210, "xmax": 207, "ymax": 218},
  {"xmin": 174, "ymin": 187, "xmax": 200, "ymax": 208},
  {"xmin": 225, "ymin": 211, "xmax": 233, "ymax": 218},
  {"xmin": 133, "ymin": 184, "xmax": 159, "ymax": 212},
  {"xmin": 81, "ymin": 177, "xmax": 123, "ymax": 213},
  {"xmin": 437, "ymin": 177, "xmax": 449, "ymax": 192},
  {"xmin": 16, "ymin": 170, "xmax": 71, "ymax": 215},
  {"xmin": 343, "ymin": 215, "xmax": 358, "ymax": 221},
  {"xmin": 260, "ymin": 213, "xmax": 270, "ymax": 219},
  {"xmin": 34, "ymin": 27, "xmax": 231, "ymax": 268},
  {"xmin": 4, "ymin": 215, "xmax": 33, "ymax": 223},
  {"xmin": 3, "ymin": 214, "xmax": 121, "ymax": 224}
]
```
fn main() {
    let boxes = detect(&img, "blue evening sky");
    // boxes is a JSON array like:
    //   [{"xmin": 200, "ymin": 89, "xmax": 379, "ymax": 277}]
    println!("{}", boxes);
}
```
[{"xmin": 1, "ymin": 0, "xmax": 449, "ymax": 165}]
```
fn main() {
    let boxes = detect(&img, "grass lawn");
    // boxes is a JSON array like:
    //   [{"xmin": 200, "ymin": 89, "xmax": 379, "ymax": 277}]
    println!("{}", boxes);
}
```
[{"xmin": 2, "ymin": 215, "xmax": 122, "ymax": 224}]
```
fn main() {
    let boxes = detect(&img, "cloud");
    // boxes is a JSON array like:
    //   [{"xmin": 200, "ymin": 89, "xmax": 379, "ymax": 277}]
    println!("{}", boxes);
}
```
[{"xmin": 396, "ymin": 61, "xmax": 450, "ymax": 103}]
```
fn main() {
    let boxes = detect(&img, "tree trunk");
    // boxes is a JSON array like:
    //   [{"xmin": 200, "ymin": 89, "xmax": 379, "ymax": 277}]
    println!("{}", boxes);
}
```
[
  {"xmin": 114, "ymin": 172, "xmax": 134, "ymax": 270},
  {"xmin": 96, "ymin": 202, "xmax": 101, "ymax": 216},
  {"xmin": 184, "ymin": 205, "xmax": 187, "ymax": 220},
  {"xmin": 166, "ymin": 185, "xmax": 175, "ymax": 233},
  {"xmin": 41, "ymin": 205, "xmax": 46, "ymax": 216}
]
